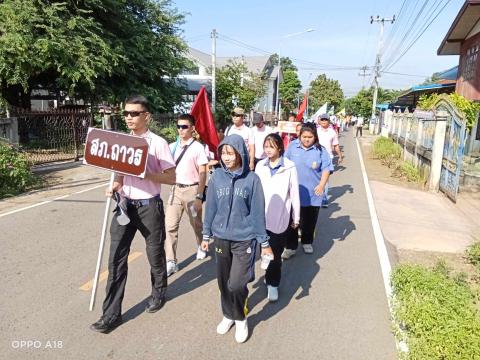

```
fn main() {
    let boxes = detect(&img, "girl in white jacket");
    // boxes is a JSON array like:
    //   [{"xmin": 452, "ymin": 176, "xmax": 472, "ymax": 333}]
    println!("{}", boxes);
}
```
[{"xmin": 255, "ymin": 133, "xmax": 300, "ymax": 301}]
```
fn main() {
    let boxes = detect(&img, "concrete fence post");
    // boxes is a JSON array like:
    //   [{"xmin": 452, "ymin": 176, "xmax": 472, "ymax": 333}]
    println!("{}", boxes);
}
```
[
  {"xmin": 428, "ymin": 110, "xmax": 448, "ymax": 192},
  {"xmin": 415, "ymin": 119, "xmax": 424, "ymax": 167}
]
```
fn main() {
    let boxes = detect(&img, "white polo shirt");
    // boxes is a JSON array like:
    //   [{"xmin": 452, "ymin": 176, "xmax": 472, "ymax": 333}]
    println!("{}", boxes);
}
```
[
  {"xmin": 169, "ymin": 139, "xmax": 208, "ymax": 185},
  {"xmin": 317, "ymin": 126, "xmax": 339, "ymax": 159},
  {"xmin": 225, "ymin": 124, "xmax": 254, "ymax": 147}
]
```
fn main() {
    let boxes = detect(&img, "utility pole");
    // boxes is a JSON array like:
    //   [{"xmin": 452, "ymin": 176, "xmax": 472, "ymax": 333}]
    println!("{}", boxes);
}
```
[
  {"xmin": 370, "ymin": 15, "xmax": 395, "ymax": 133},
  {"xmin": 211, "ymin": 29, "xmax": 217, "ymax": 113},
  {"xmin": 358, "ymin": 66, "xmax": 371, "ymax": 90}
]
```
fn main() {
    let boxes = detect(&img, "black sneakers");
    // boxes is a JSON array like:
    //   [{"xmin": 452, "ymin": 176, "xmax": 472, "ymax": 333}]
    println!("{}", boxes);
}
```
[
  {"xmin": 145, "ymin": 297, "xmax": 165, "ymax": 313},
  {"xmin": 90, "ymin": 316, "xmax": 122, "ymax": 333}
]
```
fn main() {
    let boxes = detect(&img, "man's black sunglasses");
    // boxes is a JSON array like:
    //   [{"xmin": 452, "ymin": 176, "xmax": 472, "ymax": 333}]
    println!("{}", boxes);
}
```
[
  {"xmin": 176, "ymin": 124, "xmax": 191, "ymax": 129},
  {"xmin": 123, "ymin": 110, "xmax": 147, "ymax": 117}
]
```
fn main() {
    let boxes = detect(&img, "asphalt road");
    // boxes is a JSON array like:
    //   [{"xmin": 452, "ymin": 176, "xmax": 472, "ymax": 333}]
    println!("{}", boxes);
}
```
[{"xmin": 0, "ymin": 127, "xmax": 397, "ymax": 360}]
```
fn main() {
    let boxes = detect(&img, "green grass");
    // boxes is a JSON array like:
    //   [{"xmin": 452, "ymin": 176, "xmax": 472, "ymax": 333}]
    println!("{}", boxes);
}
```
[
  {"xmin": 466, "ymin": 242, "xmax": 480, "ymax": 273},
  {"xmin": 391, "ymin": 261, "xmax": 480, "ymax": 359},
  {"xmin": 372, "ymin": 136, "xmax": 402, "ymax": 168},
  {"xmin": 396, "ymin": 161, "xmax": 422, "ymax": 183}
]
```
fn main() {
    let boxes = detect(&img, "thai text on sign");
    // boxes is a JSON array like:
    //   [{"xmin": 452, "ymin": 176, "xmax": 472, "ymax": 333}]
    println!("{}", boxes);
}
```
[
  {"xmin": 277, "ymin": 121, "xmax": 299, "ymax": 134},
  {"xmin": 83, "ymin": 128, "xmax": 149, "ymax": 177}
]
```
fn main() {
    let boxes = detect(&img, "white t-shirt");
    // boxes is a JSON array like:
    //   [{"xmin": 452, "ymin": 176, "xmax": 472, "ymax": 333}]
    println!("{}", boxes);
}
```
[
  {"xmin": 357, "ymin": 117, "xmax": 364, "ymax": 126},
  {"xmin": 317, "ymin": 126, "xmax": 339, "ymax": 159},
  {"xmin": 252, "ymin": 125, "xmax": 273, "ymax": 159},
  {"xmin": 225, "ymin": 124, "xmax": 254, "ymax": 147}
]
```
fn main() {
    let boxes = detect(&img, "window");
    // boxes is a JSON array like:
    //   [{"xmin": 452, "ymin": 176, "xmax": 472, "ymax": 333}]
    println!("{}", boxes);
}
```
[{"xmin": 462, "ymin": 44, "xmax": 479, "ymax": 81}]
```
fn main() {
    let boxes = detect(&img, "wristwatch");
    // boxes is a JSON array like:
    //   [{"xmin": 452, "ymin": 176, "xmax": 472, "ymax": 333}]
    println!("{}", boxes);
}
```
[{"xmin": 195, "ymin": 193, "xmax": 203, "ymax": 200}]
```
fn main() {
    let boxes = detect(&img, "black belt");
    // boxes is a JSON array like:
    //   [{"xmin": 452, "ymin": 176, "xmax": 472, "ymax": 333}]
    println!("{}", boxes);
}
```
[
  {"xmin": 127, "ymin": 195, "xmax": 160, "ymax": 208},
  {"xmin": 175, "ymin": 183, "xmax": 198, "ymax": 188}
]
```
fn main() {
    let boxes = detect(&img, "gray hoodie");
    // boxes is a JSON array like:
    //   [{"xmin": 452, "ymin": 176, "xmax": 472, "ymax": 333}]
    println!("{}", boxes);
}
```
[{"xmin": 202, "ymin": 134, "xmax": 269, "ymax": 246}]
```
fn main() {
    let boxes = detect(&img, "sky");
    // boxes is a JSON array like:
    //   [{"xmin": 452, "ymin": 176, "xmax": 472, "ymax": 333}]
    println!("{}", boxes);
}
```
[{"xmin": 173, "ymin": 0, "xmax": 464, "ymax": 97}]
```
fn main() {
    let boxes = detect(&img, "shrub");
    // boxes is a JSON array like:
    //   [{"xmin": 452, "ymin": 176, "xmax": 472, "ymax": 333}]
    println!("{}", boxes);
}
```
[
  {"xmin": 466, "ymin": 242, "xmax": 480, "ymax": 272},
  {"xmin": 391, "ymin": 263, "xmax": 480, "ymax": 359},
  {"xmin": 372, "ymin": 136, "xmax": 402, "ymax": 168},
  {"xmin": 149, "ymin": 121, "xmax": 177, "ymax": 143},
  {"xmin": 0, "ymin": 143, "xmax": 37, "ymax": 198},
  {"xmin": 397, "ymin": 161, "xmax": 422, "ymax": 182}
]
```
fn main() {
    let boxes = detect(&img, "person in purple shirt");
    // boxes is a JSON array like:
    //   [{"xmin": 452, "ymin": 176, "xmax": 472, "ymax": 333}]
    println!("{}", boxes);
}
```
[{"xmin": 283, "ymin": 123, "xmax": 331, "ymax": 257}]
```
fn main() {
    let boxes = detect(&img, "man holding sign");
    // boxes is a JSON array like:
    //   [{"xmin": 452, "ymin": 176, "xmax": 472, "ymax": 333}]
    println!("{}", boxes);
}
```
[{"xmin": 90, "ymin": 95, "xmax": 176, "ymax": 333}]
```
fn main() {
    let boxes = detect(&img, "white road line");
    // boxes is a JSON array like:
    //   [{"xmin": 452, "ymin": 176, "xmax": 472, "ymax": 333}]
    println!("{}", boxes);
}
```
[
  {"xmin": 0, "ymin": 182, "xmax": 109, "ymax": 218},
  {"xmin": 355, "ymin": 138, "xmax": 393, "ymax": 303}
]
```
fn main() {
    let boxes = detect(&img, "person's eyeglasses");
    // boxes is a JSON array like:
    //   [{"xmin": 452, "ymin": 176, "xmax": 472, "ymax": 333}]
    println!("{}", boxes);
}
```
[
  {"xmin": 123, "ymin": 111, "xmax": 146, "ymax": 118},
  {"xmin": 176, "ymin": 124, "xmax": 190, "ymax": 129},
  {"xmin": 232, "ymin": 114, "xmax": 243, "ymax": 117}
]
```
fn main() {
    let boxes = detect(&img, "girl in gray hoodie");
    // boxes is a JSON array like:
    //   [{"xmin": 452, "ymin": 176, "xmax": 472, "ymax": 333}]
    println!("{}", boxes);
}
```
[{"xmin": 201, "ymin": 134, "xmax": 273, "ymax": 343}]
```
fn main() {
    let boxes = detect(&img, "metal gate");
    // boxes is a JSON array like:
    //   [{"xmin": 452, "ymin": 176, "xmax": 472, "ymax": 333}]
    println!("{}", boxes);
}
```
[{"xmin": 438, "ymin": 103, "xmax": 467, "ymax": 202}]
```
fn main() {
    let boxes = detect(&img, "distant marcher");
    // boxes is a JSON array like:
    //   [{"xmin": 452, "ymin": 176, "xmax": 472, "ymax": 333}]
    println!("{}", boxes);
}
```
[
  {"xmin": 282, "ymin": 123, "xmax": 331, "ymax": 258},
  {"xmin": 251, "ymin": 112, "xmax": 274, "ymax": 166},
  {"xmin": 164, "ymin": 114, "xmax": 209, "ymax": 277},
  {"xmin": 355, "ymin": 116, "xmax": 364, "ymax": 137},
  {"xmin": 90, "ymin": 95, "xmax": 176, "ymax": 333},
  {"xmin": 224, "ymin": 107, "xmax": 255, "ymax": 170},
  {"xmin": 255, "ymin": 133, "xmax": 300, "ymax": 301},
  {"xmin": 201, "ymin": 134, "xmax": 273, "ymax": 343}
]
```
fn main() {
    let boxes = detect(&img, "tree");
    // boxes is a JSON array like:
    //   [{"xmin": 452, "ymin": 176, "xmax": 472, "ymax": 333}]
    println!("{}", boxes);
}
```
[
  {"xmin": 345, "ymin": 87, "xmax": 404, "ymax": 118},
  {"xmin": 215, "ymin": 60, "xmax": 266, "ymax": 127},
  {"xmin": 270, "ymin": 54, "xmax": 297, "ymax": 72},
  {"xmin": 279, "ymin": 69, "xmax": 302, "ymax": 115},
  {"xmin": 308, "ymin": 74, "xmax": 344, "ymax": 112},
  {"xmin": 0, "ymin": 0, "xmax": 189, "ymax": 111}
]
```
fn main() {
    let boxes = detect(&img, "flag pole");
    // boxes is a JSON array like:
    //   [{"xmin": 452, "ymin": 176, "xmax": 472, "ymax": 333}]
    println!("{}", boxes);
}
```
[{"xmin": 89, "ymin": 172, "xmax": 115, "ymax": 311}]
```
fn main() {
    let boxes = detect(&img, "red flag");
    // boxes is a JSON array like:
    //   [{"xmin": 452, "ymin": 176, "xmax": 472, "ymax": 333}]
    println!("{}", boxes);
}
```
[
  {"xmin": 296, "ymin": 94, "xmax": 307, "ymax": 121},
  {"xmin": 190, "ymin": 86, "xmax": 220, "ymax": 159}
]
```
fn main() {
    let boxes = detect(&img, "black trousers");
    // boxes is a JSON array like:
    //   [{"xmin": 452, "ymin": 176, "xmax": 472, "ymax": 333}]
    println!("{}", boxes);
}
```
[
  {"xmin": 286, "ymin": 206, "xmax": 320, "ymax": 249},
  {"xmin": 214, "ymin": 238, "xmax": 256, "ymax": 321},
  {"xmin": 266, "ymin": 227, "xmax": 290, "ymax": 287},
  {"xmin": 356, "ymin": 126, "xmax": 363, "ymax": 137},
  {"xmin": 102, "ymin": 198, "xmax": 167, "ymax": 320}
]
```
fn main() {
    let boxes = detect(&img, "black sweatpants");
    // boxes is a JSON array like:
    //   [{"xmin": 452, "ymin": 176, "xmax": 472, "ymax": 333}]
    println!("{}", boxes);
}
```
[
  {"xmin": 214, "ymin": 238, "xmax": 256, "ymax": 321},
  {"xmin": 102, "ymin": 198, "xmax": 167, "ymax": 321},
  {"xmin": 286, "ymin": 206, "xmax": 320, "ymax": 249},
  {"xmin": 266, "ymin": 227, "xmax": 290, "ymax": 287}
]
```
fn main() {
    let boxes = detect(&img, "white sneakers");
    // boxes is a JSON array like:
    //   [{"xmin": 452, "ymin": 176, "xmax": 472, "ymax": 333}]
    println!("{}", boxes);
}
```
[
  {"xmin": 267, "ymin": 285, "xmax": 279, "ymax": 302},
  {"xmin": 281, "ymin": 249, "xmax": 296, "ymax": 259},
  {"xmin": 216, "ymin": 317, "xmax": 248, "ymax": 343},
  {"xmin": 166, "ymin": 260, "xmax": 178, "ymax": 277},
  {"xmin": 216, "ymin": 316, "xmax": 234, "ymax": 335},
  {"xmin": 196, "ymin": 246, "xmax": 207, "ymax": 260},
  {"xmin": 302, "ymin": 244, "xmax": 314, "ymax": 254},
  {"xmin": 234, "ymin": 320, "xmax": 248, "ymax": 343}
]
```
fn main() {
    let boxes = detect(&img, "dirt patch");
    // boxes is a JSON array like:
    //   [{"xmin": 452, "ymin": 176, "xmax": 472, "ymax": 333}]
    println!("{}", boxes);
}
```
[
  {"xmin": 359, "ymin": 135, "xmax": 478, "ymax": 276},
  {"xmin": 359, "ymin": 136, "xmax": 424, "ymax": 191}
]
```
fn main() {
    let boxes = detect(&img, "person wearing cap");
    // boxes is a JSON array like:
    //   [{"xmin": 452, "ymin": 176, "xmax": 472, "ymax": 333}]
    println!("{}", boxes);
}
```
[
  {"xmin": 224, "ymin": 107, "xmax": 255, "ymax": 170},
  {"xmin": 251, "ymin": 112, "xmax": 273, "ymax": 166},
  {"xmin": 316, "ymin": 113, "xmax": 342, "ymax": 208}
]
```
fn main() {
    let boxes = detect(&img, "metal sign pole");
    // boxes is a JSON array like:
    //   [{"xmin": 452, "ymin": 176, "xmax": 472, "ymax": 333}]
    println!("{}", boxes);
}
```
[{"xmin": 89, "ymin": 172, "xmax": 115, "ymax": 311}]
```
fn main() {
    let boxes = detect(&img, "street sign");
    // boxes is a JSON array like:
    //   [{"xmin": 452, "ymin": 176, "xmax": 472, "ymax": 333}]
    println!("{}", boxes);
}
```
[
  {"xmin": 83, "ymin": 128, "xmax": 149, "ymax": 177},
  {"xmin": 277, "ymin": 121, "xmax": 299, "ymax": 134}
]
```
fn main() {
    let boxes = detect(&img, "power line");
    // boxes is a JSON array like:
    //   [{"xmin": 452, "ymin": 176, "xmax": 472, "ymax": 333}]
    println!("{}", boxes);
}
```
[
  {"xmin": 381, "ymin": 71, "xmax": 428, "ymax": 77},
  {"xmin": 384, "ymin": 0, "xmax": 452, "ymax": 71}
]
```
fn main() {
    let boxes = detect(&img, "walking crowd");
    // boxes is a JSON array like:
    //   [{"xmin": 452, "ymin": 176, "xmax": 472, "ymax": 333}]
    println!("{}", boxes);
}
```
[{"xmin": 90, "ymin": 95, "xmax": 346, "ymax": 344}]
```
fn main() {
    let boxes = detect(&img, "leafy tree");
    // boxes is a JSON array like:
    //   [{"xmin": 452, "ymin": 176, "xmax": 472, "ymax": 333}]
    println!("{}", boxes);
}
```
[
  {"xmin": 279, "ymin": 69, "xmax": 302, "ymax": 115},
  {"xmin": 0, "ymin": 0, "xmax": 188, "ymax": 112},
  {"xmin": 215, "ymin": 60, "xmax": 266, "ymax": 127},
  {"xmin": 345, "ymin": 87, "xmax": 404, "ymax": 118},
  {"xmin": 270, "ymin": 54, "xmax": 297, "ymax": 72},
  {"xmin": 308, "ymin": 74, "xmax": 344, "ymax": 112}
]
